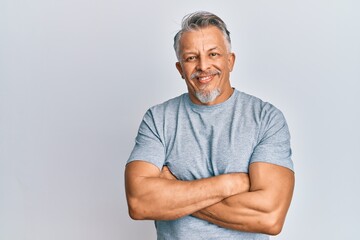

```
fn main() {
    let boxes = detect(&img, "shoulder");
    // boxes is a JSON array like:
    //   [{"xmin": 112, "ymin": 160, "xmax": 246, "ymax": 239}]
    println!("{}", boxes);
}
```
[
  {"xmin": 235, "ymin": 90, "xmax": 285, "ymax": 122},
  {"xmin": 143, "ymin": 94, "xmax": 187, "ymax": 121},
  {"xmin": 150, "ymin": 94, "xmax": 185, "ymax": 111},
  {"xmin": 238, "ymin": 92, "xmax": 290, "ymax": 144}
]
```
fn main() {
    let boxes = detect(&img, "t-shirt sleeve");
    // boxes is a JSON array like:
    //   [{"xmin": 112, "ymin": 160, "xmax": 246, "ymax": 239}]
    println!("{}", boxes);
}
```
[
  {"xmin": 127, "ymin": 109, "xmax": 165, "ymax": 170},
  {"xmin": 250, "ymin": 104, "xmax": 294, "ymax": 171}
]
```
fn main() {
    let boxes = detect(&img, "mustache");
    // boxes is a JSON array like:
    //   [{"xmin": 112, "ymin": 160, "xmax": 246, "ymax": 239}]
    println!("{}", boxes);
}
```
[{"xmin": 190, "ymin": 70, "xmax": 221, "ymax": 80}]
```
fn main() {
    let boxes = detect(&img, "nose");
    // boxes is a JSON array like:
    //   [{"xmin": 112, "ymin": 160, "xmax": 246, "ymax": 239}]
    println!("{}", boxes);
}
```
[{"xmin": 196, "ymin": 56, "xmax": 211, "ymax": 71}]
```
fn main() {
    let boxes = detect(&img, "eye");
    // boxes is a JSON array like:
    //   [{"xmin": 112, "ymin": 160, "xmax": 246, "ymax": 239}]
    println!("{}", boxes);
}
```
[
  {"xmin": 185, "ymin": 56, "xmax": 197, "ymax": 62},
  {"xmin": 209, "ymin": 52, "xmax": 220, "ymax": 57}
]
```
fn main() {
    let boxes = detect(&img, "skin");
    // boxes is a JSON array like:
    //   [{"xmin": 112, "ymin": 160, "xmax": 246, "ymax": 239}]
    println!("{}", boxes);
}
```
[
  {"xmin": 161, "ymin": 164, "xmax": 294, "ymax": 235},
  {"xmin": 125, "ymin": 26, "xmax": 295, "ymax": 235},
  {"xmin": 175, "ymin": 26, "xmax": 235, "ymax": 105},
  {"xmin": 125, "ymin": 161, "xmax": 249, "ymax": 220}
]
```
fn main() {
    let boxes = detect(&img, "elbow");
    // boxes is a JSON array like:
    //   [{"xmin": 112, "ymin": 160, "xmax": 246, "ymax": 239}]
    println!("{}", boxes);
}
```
[
  {"xmin": 125, "ymin": 190, "xmax": 185, "ymax": 221},
  {"xmin": 264, "ymin": 222, "xmax": 283, "ymax": 236},
  {"xmin": 230, "ymin": 211, "xmax": 285, "ymax": 235},
  {"xmin": 127, "ymin": 196, "xmax": 171, "ymax": 220},
  {"xmin": 127, "ymin": 197, "xmax": 147, "ymax": 220},
  {"xmin": 261, "ymin": 212, "xmax": 285, "ymax": 236},
  {"xmin": 128, "ymin": 206, "xmax": 145, "ymax": 220},
  {"xmin": 128, "ymin": 203, "xmax": 182, "ymax": 221},
  {"xmin": 255, "ymin": 199, "xmax": 288, "ymax": 235}
]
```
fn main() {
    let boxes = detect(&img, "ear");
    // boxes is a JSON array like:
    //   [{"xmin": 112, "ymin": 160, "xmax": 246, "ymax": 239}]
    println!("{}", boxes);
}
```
[
  {"xmin": 176, "ymin": 62, "xmax": 184, "ymax": 79},
  {"xmin": 227, "ymin": 52, "xmax": 236, "ymax": 72}
]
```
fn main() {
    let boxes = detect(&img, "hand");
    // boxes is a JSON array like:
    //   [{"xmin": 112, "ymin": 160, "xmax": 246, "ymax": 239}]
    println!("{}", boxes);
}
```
[{"xmin": 159, "ymin": 165, "xmax": 177, "ymax": 180}]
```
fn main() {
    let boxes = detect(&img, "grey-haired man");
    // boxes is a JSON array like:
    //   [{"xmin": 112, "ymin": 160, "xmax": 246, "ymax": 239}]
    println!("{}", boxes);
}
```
[{"xmin": 125, "ymin": 11, "xmax": 294, "ymax": 239}]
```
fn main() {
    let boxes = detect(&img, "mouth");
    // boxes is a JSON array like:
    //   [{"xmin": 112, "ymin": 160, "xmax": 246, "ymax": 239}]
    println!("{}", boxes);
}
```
[
  {"xmin": 197, "ymin": 75, "xmax": 215, "ymax": 84},
  {"xmin": 191, "ymin": 70, "xmax": 221, "ymax": 85}
]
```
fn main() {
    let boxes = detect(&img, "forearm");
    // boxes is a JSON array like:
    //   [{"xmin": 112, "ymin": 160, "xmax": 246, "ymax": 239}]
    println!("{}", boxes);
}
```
[
  {"xmin": 128, "ymin": 176, "xmax": 233, "ymax": 220},
  {"xmin": 193, "ymin": 163, "xmax": 295, "ymax": 235},
  {"xmin": 193, "ymin": 191, "xmax": 282, "ymax": 234},
  {"xmin": 125, "ymin": 162, "xmax": 244, "ymax": 221}
]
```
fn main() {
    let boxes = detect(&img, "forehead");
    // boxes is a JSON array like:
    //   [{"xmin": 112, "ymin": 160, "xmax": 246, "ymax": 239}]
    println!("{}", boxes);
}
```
[{"xmin": 179, "ymin": 26, "xmax": 227, "ymax": 52}]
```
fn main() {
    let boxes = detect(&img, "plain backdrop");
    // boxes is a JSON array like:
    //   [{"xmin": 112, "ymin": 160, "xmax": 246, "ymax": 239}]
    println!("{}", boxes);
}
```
[{"xmin": 1, "ymin": 0, "xmax": 359, "ymax": 239}]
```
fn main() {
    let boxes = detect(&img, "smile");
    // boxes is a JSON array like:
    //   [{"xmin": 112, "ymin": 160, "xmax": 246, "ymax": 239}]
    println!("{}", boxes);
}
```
[
  {"xmin": 197, "ymin": 75, "xmax": 215, "ymax": 84},
  {"xmin": 190, "ymin": 69, "xmax": 221, "ymax": 83}
]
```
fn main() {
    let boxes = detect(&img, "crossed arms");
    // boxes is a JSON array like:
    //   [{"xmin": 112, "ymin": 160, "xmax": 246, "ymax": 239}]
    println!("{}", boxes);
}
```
[{"xmin": 125, "ymin": 160, "xmax": 294, "ymax": 235}]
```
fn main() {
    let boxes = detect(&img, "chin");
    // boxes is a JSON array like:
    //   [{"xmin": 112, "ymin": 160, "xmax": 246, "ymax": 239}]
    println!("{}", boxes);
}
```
[{"xmin": 195, "ymin": 88, "xmax": 221, "ymax": 104}]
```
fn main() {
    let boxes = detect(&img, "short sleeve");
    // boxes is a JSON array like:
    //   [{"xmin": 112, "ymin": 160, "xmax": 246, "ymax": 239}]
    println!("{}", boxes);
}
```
[
  {"xmin": 250, "ymin": 104, "xmax": 294, "ymax": 171},
  {"xmin": 127, "ymin": 109, "xmax": 166, "ymax": 170}
]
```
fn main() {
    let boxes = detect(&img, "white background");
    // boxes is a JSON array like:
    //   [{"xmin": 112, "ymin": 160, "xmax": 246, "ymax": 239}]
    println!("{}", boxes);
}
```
[{"xmin": 1, "ymin": 0, "xmax": 359, "ymax": 239}]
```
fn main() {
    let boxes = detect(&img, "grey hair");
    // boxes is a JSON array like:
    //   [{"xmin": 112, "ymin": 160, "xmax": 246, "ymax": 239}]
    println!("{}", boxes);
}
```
[{"xmin": 174, "ymin": 11, "xmax": 232, "ymax": 60}]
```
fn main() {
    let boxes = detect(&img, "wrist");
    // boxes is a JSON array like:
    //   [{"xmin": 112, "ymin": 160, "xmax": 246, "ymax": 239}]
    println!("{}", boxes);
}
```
[
  {"xmin": 219, "ymin": 174, "xmax": 240, "ymax": 197},
  {"xmin": 221, "ymin": 173, "xmax": 250, "ymax": 196}
]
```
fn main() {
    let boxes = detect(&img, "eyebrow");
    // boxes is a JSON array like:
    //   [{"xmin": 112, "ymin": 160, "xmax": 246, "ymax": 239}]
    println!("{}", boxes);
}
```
[
  {"xmin": 208, "ymin": 47, "xmax": 219, "ymax": 52},
  {"xmin": 182, "ymin": 47, "xmax": 220, "ymax": 56},
  {"xmin": 182, "ymin": 51, "xmax": 197, "ymax": 55}
]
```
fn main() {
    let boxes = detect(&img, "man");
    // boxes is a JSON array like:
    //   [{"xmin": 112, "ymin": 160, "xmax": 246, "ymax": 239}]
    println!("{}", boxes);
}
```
[{"xmin": 125, "ymin": 11, "xmax": 294, "ymax": 239}]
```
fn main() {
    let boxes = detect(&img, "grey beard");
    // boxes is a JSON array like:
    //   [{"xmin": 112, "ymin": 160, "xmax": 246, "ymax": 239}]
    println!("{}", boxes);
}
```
[
  {"xmin": 190, "ymin": 69, "xmax": 222, "ymax": 104},
  {"xmin": 195, "ymin": 88, "xmax": 221, "ymax": 104}
]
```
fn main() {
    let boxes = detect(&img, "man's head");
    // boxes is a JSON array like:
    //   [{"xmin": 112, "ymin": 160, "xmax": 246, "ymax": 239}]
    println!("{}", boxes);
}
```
[
  {"xmin": 174, "ymin": 12, "xmax": 232, "ymax": 60},
  {"xmin": 174, "ymin": 11, "xmax": 235, "ymax": 105}
]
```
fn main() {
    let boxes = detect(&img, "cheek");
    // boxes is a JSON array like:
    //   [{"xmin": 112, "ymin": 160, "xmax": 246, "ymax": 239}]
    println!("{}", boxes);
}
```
[
  {"xmin": 221, "ymin": 62, "xmax": 231, "ymax": 72},
  {"xmin": 186, "ymin": 65, "xmax": 196, "ymax": 73},
  {"xmin": 185, "ymin": 69, "xmax": 196, "ymax": 79}
]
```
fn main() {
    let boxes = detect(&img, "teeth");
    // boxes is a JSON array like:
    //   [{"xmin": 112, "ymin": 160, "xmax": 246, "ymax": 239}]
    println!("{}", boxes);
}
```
[{"xmin": 198, "ymin": 76, "xmax": 212, "ymax": 81}]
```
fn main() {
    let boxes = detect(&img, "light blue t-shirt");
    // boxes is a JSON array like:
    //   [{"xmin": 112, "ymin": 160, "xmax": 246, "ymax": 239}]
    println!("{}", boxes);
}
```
[{"xmin": 128, "ymin": 89, "xmax": 293, "ymax": 240}]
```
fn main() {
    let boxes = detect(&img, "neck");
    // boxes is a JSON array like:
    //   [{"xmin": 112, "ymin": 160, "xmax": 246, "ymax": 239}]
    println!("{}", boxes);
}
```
[{"xmin": 190, "ymin": 86, "xmax": 234, "ymax": 106}]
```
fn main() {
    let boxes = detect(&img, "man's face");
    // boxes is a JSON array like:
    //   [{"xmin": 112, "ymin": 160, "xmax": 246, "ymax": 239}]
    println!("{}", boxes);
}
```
[{"xmin": 176, "ymin": 26, "xmax": 235, "ymax": 105}]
